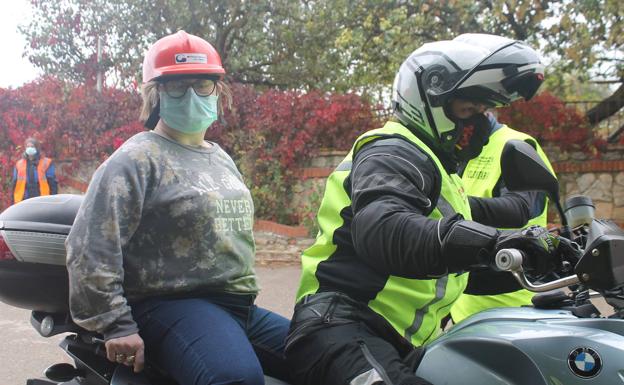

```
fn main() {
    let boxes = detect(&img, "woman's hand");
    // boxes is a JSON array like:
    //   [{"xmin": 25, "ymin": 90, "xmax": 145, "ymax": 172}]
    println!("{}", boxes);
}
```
[{"xmin": 105, "ymin": 333, "xmax": 145, "ymax": 373}]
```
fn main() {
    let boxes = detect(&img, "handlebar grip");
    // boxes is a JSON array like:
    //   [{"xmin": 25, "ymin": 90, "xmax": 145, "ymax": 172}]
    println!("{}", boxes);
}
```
[
  {"xmin": 494, "ymin": 248, "xmax": 524, "ymax": 272},
  {"xmin": 494, "ymin": 248, "xmax": 581, "ymax": 292}
]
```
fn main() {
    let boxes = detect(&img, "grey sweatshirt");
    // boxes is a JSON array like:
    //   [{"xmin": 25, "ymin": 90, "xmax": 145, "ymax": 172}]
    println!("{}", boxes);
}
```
[{"xmin": 66, "ymin": 131, "xmax": 258, "ymax": 340}]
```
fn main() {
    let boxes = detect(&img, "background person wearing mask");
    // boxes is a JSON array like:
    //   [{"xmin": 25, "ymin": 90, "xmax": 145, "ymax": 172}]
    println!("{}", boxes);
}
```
[
  {"xmin": 285, "ymin": 34, "xmax": 567, "ymax": 385},
  {"xmin": 450, "ymin": 113, "xmax": 555, "ymax": 323},
  {"xmin": 12, "ymin": 137, "xmax": 58, "ymax": 204},
  {"xmin": 66, "ymin": 31, "xmax": 290, "ymax": 384}
]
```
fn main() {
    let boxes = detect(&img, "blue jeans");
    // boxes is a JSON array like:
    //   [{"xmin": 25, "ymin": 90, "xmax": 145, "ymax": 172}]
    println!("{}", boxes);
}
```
[{"xmin": 132, "ymin": 293, "xmax": 291, "ymax": 385}]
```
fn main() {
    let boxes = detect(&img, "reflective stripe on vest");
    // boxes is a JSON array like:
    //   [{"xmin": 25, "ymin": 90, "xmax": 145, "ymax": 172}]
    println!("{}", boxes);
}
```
[
  {"xmin": 297, "ymin": 121, "xmax": 472, "ymax": 346},
  {"xmin": 450, "ymin": 125, "xmax": 555, "ymax": 322},
  {"xmin": 13, "ymin": 157, "xmax": 52, "ymax": 203}
]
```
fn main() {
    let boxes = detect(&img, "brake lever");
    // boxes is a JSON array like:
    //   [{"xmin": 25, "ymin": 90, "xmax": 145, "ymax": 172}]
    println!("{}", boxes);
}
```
[{"xmin": 495, "ymin": 248, "xmax": 580, "ymax": 292}]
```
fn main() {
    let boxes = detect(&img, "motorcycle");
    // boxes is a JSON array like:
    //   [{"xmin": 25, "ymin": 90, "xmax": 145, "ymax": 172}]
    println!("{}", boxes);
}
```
[{"xmin": 0, "ymin": 140, "xmax": 623, "ymax": 384}]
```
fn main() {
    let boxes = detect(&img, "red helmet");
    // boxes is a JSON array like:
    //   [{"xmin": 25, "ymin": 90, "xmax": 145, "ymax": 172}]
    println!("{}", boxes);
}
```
[{"xmin": 142, "ymin": 30, "xmax": 225, "ymax": 83}]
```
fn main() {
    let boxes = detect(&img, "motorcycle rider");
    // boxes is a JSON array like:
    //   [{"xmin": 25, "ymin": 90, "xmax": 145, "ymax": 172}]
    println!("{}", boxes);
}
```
[
  {"xmin": 285, "ymin": 34, "xmax": 563, "ymax": 385},
  {"xmin": 66, "ymin": 31, "xmax": 290, "ymax": 384},
  {"xmin": 450, "ymin": 114, "xmax": 555, "ymax": 323}
]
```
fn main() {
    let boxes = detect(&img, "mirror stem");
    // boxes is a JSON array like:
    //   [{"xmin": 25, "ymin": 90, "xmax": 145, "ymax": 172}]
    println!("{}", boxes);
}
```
[{"xmin": 553, "ymin": 198, "xmax": 571, "ymax": 239}]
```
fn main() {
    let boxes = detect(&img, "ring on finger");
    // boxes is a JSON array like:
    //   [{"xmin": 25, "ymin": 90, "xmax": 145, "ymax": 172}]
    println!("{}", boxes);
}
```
[
  {"xmin": 115, "ymin": 353, "xmax": 126, "ymax": 363},
  {"xmin": 125, "ymin": 355, "xmax": 136, "ymax": 365}
]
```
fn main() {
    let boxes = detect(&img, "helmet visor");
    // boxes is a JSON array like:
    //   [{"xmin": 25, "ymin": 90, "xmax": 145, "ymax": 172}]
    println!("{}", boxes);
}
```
[
  {"xmin": 458, "ymin": 42, "xmax": 544, "ymax": 104},
  {"xmin": 422, "ymin": 41, "xmax": 544, "ymax": 107}
]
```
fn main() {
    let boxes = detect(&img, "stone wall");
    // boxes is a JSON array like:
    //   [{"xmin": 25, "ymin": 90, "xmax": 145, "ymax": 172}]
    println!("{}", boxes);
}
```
[
  {"xmin": 290, "ymin": 149, "xmax": 346, "ymax": 227},
  {"xmin": 254, "ymin": 229, "xmax": 315, "ymax": 265},
  {"xmin": 545, "ymin": 144, "xmax": 624, "ymax": 223}
]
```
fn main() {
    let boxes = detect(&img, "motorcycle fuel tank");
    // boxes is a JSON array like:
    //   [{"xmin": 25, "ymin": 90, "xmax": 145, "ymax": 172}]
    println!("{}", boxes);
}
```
[{"xmin": 416, "ymin": 307, "xmax": 624, "ymax": 385}]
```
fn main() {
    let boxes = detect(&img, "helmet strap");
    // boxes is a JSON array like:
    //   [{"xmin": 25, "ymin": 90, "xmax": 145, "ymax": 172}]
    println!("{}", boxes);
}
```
[{"xmin": 145, "ymin": 101, "xmax": 160, "ymax": 129}]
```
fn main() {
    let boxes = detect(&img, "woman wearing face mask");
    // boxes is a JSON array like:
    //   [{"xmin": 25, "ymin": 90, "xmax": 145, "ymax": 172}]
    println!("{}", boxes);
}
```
[
  {"xmin": 12, "ymin": 137, "xmax": 58, "ymax": 203},
  {"xmin": 66, "ymin": 31, "xmax": 291, "ymax": 385}
]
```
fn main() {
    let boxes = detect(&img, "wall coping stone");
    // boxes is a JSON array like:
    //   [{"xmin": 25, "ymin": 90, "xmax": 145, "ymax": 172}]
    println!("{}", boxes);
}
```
[
  {"xmin": 318, "ymin": 149, "xmax": 349, "ymax": 156},
  {"xmin": 553, "ymin": 160, "xmax": 624, "ymax": 173},
  {"xmin": 255, "ymin": 219, "xmax": 309, "ymax": 238}
]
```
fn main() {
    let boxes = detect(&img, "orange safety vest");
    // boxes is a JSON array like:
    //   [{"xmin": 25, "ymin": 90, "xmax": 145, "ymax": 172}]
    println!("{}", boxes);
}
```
[{"xmin": 14, "ymin": 157, "xmax": 52, "ymax": 203}]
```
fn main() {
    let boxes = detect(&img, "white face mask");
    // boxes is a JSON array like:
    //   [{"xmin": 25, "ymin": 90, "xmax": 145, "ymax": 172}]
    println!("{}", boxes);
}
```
[
  {"xmin": 25, "ymin": 146, "xmax": 38, "ymax": 157},
  {"xmin": 159, "ymin": 89, "xmax": 218, "ymax": 133}
]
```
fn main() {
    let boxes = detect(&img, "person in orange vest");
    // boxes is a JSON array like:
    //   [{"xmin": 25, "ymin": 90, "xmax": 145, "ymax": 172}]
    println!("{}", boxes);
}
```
[{"xmin": 12, "ymin": 137, "xmax": 58, "ymax": 203}]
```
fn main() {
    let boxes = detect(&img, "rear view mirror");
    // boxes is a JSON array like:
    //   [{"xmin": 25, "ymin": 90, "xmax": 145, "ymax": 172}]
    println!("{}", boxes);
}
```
[{"xmin": 501, "ymin": 139, "xmax": 567, "ymax": 227}]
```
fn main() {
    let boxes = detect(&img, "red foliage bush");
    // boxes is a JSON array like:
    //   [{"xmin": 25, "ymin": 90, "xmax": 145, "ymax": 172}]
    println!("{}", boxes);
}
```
[
  {"xmin": 0, "ymin": 78, "xmax": 143, "ymax": 209},
  {"xmin": 212, "ymin": 84, "xmax": 381, "ymax": 223},
  {"xmin": 497, "ymin": 92, "xmax": 601, "ymax": 152}
]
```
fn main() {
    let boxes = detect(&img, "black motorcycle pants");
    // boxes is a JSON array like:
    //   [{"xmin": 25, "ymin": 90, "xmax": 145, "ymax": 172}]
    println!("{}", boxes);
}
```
[{"xmin": 284, "ymin": 292, "xmax": 432, "ymax": 385}]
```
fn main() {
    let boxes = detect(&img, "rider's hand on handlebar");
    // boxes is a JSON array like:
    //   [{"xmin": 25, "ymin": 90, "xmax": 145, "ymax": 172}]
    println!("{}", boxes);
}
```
[
  {"xmin": 105, "ymin": 333, "xmax": 145, "ymax": 373},
  {"xmin": 495, "ymin": 225, "xmax": 561, "ymax": 275}
]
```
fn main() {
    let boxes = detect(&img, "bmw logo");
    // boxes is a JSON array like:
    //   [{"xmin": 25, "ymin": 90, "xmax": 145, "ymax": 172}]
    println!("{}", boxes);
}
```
[{"xmin": 568, "ymin": 347, "xmax": 602, "ymax": 378}]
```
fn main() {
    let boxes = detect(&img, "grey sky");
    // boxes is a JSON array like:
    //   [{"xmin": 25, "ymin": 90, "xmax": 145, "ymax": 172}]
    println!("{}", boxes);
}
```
[{"xmin": 0, "ymin": 0, "xmax": 39, "ymax": 88}]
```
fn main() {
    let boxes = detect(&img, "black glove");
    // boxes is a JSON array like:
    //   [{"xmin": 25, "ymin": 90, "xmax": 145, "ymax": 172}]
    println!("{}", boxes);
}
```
[{"xmin": 495, "ymin": 225, "xmax": 561, "ymax": 275}]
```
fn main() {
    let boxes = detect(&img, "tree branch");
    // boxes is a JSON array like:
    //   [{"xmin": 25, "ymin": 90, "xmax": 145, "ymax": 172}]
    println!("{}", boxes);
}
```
[
  {"xmin": 607, "ymin": 122, "xmax": 624, "ymax": 143},
  {"xmin": 503, "ymin": 1, "xmax": 527, "ymax": 40},
  {"xmin": 590, "ymin": 80, "xmax": 623, "ymax": 84},
  {"xmin": 228, "ymin": 73, "xmax": 288, "ymax": 88},
  {"xmin": 586, "ymin": 83, "xmax": 624, "ymax": 125}
]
